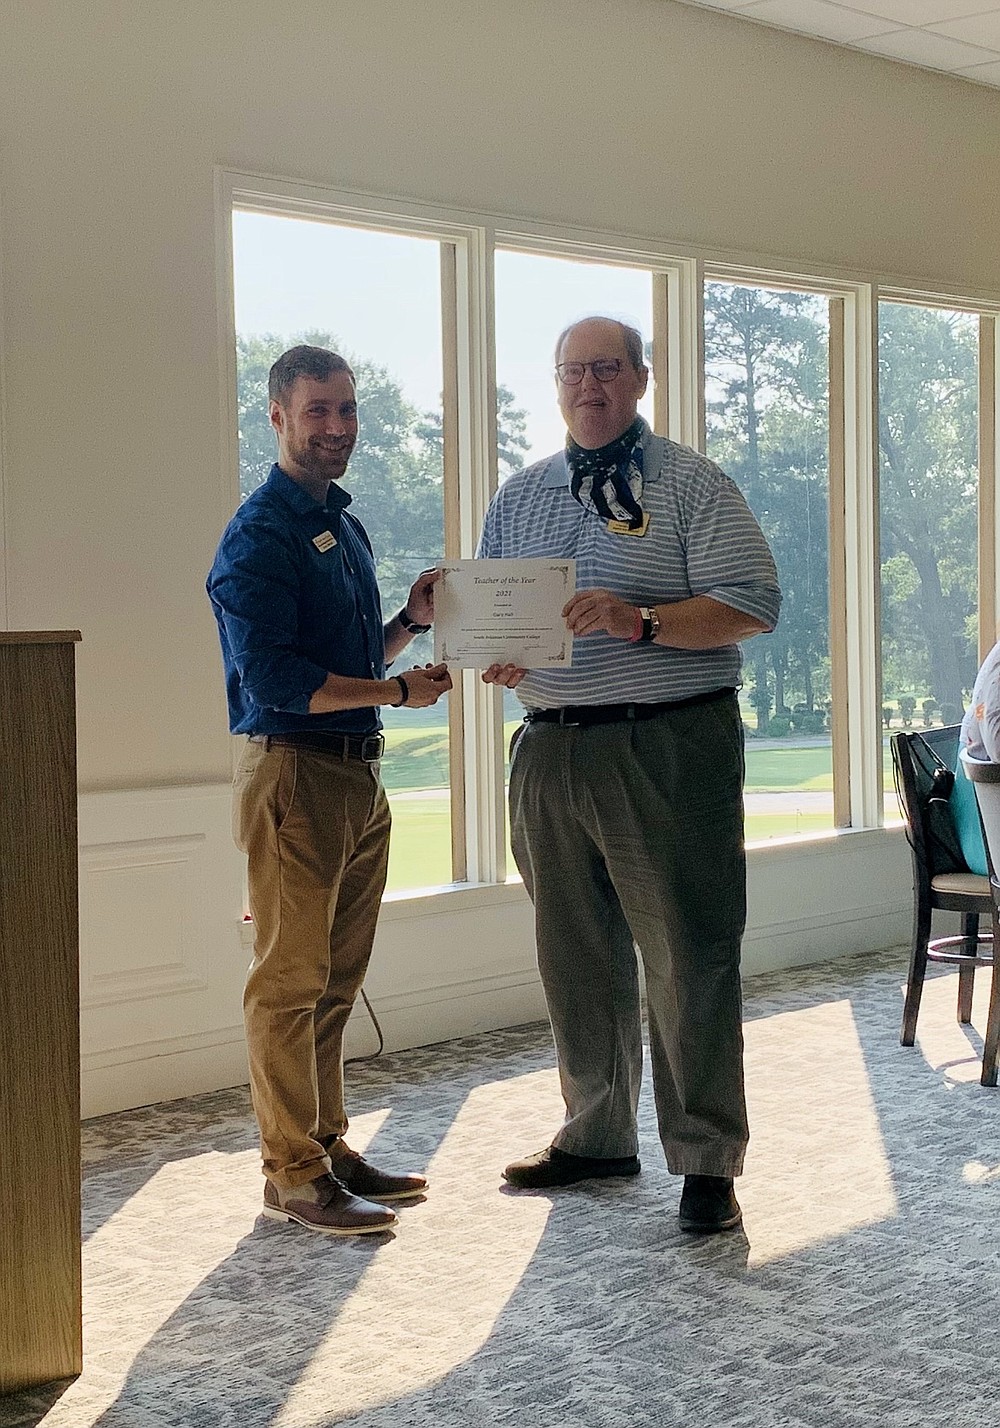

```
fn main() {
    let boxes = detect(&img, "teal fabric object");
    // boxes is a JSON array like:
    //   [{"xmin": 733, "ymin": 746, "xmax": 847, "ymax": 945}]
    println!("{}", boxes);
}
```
[{"xmin": 952, "ymin": 753, "xmax": 989, "ymax": 876}]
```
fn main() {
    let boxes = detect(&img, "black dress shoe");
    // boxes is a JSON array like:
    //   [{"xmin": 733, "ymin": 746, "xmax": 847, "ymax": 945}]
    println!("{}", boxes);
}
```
[
  {"xmin": 503, "ymin": 1145, "xmax": 641, "ymax": 1189},
  {"xmin": 678, "ymin": 1174, "xmax": 742, "ymax": 1233}
]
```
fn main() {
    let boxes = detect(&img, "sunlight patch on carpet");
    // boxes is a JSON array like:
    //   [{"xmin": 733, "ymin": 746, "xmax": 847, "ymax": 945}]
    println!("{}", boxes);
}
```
[
  {"xmin": 271, "ymin": 1072, "xmax": 555, "ymax": 1426},
  {"xmin": 742, "ymin": 998, "xmax": 898, "ymax": 1266},
  {"xmin": 36, "ymin": 1110, "xmax": 392, "ymax": 1428},
  {"xmin": 913, "ymin": 972, "xmax": 995, "ymax": 1084}
]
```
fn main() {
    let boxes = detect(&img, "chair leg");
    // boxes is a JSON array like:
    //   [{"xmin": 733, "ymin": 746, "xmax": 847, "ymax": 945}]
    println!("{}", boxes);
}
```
[
  {"xmin": 958, "ymin": 911, "xmax": 978, "ymax": 1023},
  {"xmin": 958, "ymin": 965, "xmax": 975, "ymax": 1024},
  {"xmin": 981, "ymin": 908, "xmax": 1000, "ymax": 1088},
  {"xmin": 901, "ymin": 899, "xmax": 932, "ymax": 1046}
]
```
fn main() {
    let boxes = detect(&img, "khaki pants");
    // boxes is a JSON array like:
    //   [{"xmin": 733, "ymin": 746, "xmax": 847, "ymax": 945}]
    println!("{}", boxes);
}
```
[{"xmin": 233, "ymin": 739, "xmax": 391, "ymax": 1188}]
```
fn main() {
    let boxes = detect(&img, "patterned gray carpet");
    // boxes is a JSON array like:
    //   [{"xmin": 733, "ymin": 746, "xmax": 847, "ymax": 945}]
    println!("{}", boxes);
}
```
[{"xmin": 5, "ymin": 946, "xmax": 1000, "ymax": 1428}]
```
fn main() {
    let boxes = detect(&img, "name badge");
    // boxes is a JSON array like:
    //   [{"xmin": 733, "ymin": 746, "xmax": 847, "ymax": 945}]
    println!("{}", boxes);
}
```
[
  {"xmin": 313, "ymin": 530, "xmax": 337, "ymax": 552},
  {"xmin": 607, "ymin": 512, "xmax": 650, "ymax": 537}
]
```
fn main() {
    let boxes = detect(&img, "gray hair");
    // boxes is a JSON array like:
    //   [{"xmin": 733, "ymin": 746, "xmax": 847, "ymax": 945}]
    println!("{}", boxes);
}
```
[{"xmin": 554, "ymin": 318, "xmax": 646, "ymax": 373}]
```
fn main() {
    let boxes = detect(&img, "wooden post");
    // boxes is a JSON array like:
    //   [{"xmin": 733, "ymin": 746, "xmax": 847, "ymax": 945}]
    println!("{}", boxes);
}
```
[{"xmin": 0, "ymin": 631, "xmax": 82, "ymax": 1392}]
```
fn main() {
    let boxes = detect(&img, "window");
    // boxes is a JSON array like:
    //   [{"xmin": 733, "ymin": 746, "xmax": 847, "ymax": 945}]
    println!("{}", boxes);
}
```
[
  {"xmin": 704, "ymin": 280, "xmax": 834, "ymax": 842},
  {"xmin": 878, "ymin": 301, "xmax": 981, "ymax": 819},
  {"xmin": 231, "ymin": 210, "xmax": 452, "ymax": 892},
  {"xmin": 494, "ymin": 247, "xmax": 657, "ymax": 868}
]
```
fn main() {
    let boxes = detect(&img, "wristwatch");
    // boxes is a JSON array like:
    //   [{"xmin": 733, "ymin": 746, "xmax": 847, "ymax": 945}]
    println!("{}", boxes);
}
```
[
  {"xmin": 397, "ymin": 606, "xmax": 431, "ymax": 635},
  {"xmin": 638, "ymin": 605, "xmax": 661, "ymax": 643}
]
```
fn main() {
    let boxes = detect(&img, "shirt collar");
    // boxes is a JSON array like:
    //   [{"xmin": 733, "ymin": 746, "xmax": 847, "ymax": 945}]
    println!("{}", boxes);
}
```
[
  {"xmin": 541, "ymin": 417, "xmax": 657, "ymax": 489},
  {"xmin": 266, "ymin": 463, "xmax": 352, "ymax": 516}
]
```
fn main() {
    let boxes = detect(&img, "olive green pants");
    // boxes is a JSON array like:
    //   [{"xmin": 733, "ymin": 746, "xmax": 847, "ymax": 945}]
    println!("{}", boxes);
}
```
[
  {"xmin": 233, "ymin": 739, "xmax": 391, "ymax": 1188},
  {"xmin": 509, "ymin": 694, "xmax": 749, "ymax": 1177}
]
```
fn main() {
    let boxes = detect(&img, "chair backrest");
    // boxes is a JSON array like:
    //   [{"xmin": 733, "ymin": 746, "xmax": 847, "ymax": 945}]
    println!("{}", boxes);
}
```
[
  {"xmin": 951, "ymin": 754, "xmax": 989, "ymax": 875},
  {"xmin": 891, "ymin": 726, "xmax": 967, "ymax": 880},
  {"xmin": 959, "ymin": 751, "xmax": 1000, "ymax": 882}
]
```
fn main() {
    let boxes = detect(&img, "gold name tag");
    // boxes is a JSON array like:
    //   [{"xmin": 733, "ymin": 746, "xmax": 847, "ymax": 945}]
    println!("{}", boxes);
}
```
[
  {"xmin": 607, "ymin": 512, "xmax": 650, "ymax": 537},
  {"xmin": 312, "ymin": 530, "xmax": 337, "ymax": 552}
]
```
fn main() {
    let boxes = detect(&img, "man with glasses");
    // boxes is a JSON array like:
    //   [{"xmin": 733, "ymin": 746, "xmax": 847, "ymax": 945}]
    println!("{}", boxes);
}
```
[
  {"xmin": 478, "ymin": 316, "xmax": 780, "ymax": 1233},
  {"xmin": 208, "ymin": 345, "xmax": 452, "ymax": 1237}
]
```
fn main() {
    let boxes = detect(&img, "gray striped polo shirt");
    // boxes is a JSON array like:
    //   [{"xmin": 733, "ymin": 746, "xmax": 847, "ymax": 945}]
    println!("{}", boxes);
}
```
[{"xmin": 476, "ymin": 421, "xmax": 781, "ymax": 709}]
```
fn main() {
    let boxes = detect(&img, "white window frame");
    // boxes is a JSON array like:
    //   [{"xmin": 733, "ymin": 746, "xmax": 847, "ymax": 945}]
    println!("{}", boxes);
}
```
[{"xmin": 878, "ymin": 288, "xmax": 1000, "ymax": 666}]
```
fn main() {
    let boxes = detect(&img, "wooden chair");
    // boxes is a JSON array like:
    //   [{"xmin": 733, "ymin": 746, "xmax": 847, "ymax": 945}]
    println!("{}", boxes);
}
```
[
  {"xmin": 956, "ymin": 751, "xmax": 1000, "ymax": 1085},
  {"xmin": 891, "ymin": 727, "xmax": 994, "ymax": 1061}
]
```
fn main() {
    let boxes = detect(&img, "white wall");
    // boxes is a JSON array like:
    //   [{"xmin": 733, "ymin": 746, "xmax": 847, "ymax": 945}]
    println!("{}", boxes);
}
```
[{"xmin": 2, "ymin": 0, "xmax": 993, "ymax": 1114}]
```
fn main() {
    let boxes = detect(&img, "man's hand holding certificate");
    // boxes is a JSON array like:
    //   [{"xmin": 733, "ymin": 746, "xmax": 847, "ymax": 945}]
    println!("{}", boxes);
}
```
[{"xmin": 433, "ymin": 559, "xmax": 576, "ymax": 669}]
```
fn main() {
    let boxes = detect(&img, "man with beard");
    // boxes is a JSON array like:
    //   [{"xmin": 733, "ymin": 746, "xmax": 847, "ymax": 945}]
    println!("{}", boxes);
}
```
[
  {"xmin": 479, "ymin": 317, "xmax": 780, "ymax": 1233},
  {"xmin": 208, "ymin": 345, "xmax": 451, "ymax": 1237}
]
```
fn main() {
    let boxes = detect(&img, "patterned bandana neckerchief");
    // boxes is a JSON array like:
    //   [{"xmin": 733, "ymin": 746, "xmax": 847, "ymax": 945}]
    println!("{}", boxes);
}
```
[{"xmin": 566, "ymin": 417, "xmax": 645, "ymax": 529}]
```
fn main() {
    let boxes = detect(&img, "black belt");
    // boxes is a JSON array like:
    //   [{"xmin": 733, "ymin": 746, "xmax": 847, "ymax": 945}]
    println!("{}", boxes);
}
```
[
  {"xmin": 249, "ymin": 731, "xmax": 385, "ymax": 762},
  {"xmin": 523, "ymin": 687, "xmax": 735, "ymax": 727}
]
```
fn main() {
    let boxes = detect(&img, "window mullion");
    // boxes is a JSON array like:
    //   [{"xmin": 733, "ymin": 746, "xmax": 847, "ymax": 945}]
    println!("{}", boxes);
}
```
[
  {"xmin": 828, "ymin": 297, "xmax": 851, "ymax": 828},
  {"xmin": 670, "ymin": 258, "xmax": 703, "ymax": 449},
  {"xmin": 651, "ymin": 272, "xmax": 669, "ymax": 436},
  {"xmin": 440, "ymin": 243, "xmax": 468, "ymax": 883},
  {"xmin": 979, "ymin": 314, "xmax": 997, "ymax": 660},
  {"xmin": 843, "ymin": 286, "xmax": 882, "ymax": 829},
  {"xmin": 454, "ymin": 226, "xmax": 505, "ymax": 883}
]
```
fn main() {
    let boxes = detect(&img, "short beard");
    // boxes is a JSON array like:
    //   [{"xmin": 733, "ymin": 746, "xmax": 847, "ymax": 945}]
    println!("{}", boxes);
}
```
[{"xmin": 291, "ymin": 438, "xmax": 353, "ymax": 480}]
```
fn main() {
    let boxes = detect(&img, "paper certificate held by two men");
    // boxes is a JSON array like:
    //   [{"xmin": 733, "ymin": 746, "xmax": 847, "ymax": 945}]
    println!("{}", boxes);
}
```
[{"xmin": 433, "ymin": 559, "xmax": 576, "ymax": 669}]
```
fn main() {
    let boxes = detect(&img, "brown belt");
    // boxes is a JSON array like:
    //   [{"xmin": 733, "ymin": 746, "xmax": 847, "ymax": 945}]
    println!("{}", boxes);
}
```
[
  {"xmin": 523, "ymin": 687, "xmax": 735, "ymax": 728},
  {"xmin": 249, "ymin": 731, "xmax": 385, "ymax": 762}
]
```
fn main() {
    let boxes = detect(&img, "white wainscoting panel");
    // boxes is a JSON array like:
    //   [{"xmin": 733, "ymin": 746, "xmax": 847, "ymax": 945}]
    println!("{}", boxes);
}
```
[
  {"xmin": 78, "ymin": 785, "xmax": 248, "ymax": 1118},
  {"xmin": 77, "ymin": 783, "xmax": 914, "ymax": 1118},
  {"xmin": 81, "ymin": 834, "xmax": 210, "ymax": 1005},
  {"xmin": 743, "ymin": 826, "xmax": 913, "ymax": 974}
]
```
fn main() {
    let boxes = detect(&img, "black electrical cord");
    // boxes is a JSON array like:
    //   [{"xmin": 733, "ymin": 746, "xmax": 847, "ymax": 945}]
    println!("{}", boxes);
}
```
[{"xmin": 344, "ymin": 987, "xmax": 385, "ymax": 1064}]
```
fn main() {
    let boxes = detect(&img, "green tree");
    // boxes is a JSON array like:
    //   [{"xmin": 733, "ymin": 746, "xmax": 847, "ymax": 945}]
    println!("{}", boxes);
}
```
[
  {"xmin": 878, "ymin": 304, "xmax": 979, "ymax": 710},
  {"xmin": 703, "ymin": 289, "xmax": 980, "ymax": 730},
  {"xmin": 704, "ymin": 284, "xmax": 830, "ymax": 733},
  {"xmin": 414, "ymin": 384, "xmax": 530, "ymax": 486}
]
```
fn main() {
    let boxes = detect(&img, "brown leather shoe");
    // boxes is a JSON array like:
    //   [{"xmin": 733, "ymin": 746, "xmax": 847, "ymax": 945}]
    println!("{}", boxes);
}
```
[
  {"xmin": 329, "ymin": 1144, "xmax": 428, "ymax": 1201},
  {"xmin": 262, "ymin": 1173, "xmax": 397, "ymax": 1236}
]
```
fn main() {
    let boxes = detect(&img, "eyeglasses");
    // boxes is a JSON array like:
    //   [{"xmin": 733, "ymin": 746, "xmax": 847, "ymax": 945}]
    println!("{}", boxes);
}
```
[{"xmin": 555, "ymin": 358, "xmax": 623, "ymax": 386}]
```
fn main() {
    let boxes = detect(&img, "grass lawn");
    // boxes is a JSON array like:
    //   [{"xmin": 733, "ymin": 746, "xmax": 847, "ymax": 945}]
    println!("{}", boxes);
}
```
[
  {"xmin": 384, "ymin": 796, "xmax": 841, "ymax": 892},
  {"xmin": 380, "ymin": 731, "xmax": 908, "ymax": 885},
  {"xmin": 385, "ymin": 796, "xmax": 453, "ymax": 892},
  {"xmin": 744, "ymin": 746, "xmax": 831, "ymax": 791},
  {"xmin": 380, "ymin": 723, "xmax": 905, "ymax": 891},
  {"xmin": 382, "ymin": 720, "xmax": 846, "ymax": 793},
  {"xmin": 381, "ymin": 724, "xmax": 450, "ymax": 794}
]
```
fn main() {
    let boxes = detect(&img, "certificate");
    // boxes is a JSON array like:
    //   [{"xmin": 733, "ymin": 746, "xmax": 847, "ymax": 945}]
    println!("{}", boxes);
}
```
[{"xmin": 433, "ymin": 558, "xmax": 575, "ymax": 668}]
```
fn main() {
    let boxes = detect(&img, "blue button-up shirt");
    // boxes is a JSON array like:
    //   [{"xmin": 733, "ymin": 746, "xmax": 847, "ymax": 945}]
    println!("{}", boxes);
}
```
[{"xmin": 207, "ymin": 465, "xmax": 385, "ymax": 736}]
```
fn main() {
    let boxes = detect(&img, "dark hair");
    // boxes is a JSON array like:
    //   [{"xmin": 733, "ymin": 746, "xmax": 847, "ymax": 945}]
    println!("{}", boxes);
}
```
[
  {"xmin": 554, "ymin": 318, "xmax": 646, "ymax": 373},
  {"xmin": 268, "ymin": 345, "xmax": 355, "ymax": 405}
]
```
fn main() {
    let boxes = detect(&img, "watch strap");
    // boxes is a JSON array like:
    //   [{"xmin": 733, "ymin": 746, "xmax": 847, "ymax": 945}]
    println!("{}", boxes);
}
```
[
  {"xmin": 638, "ymin": 605, "xmax": 660, "ymax": 643},
  {"xmin": 397, "ymin": 607, "xmax": 431, "ymax": 635}
]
